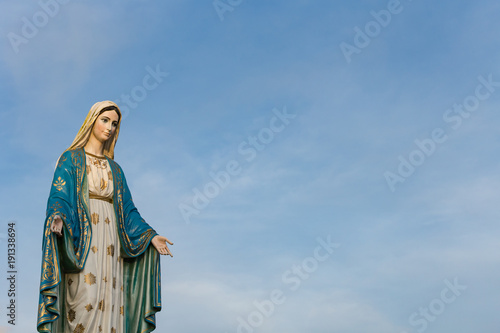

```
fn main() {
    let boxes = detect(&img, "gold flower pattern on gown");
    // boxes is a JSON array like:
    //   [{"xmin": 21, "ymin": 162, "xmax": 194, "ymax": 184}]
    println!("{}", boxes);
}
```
[
  {"xmin": 107, "ymin": 244, "xmax": 115, "ymax": 257},
  {"xmin": 67, "ymin": 309, "xmax": 76, "ymax": 322},
  {"xmin": 91, "ymin": 212, "xmax": 100, "ymax": 225},
  {"xmin": 74, "ymin": 323, "xmax": 85, "ymax": 333},
  {"xmin": 84, "ymin": 272, "xmax": 96, "ymax": 286},
  {"xmin": 100, "ymin": 178, "xmax": 108, "ymax": 191},
  {"xmin": 90, "ymin": 157, "xmax": 108, "ymax": 169}
]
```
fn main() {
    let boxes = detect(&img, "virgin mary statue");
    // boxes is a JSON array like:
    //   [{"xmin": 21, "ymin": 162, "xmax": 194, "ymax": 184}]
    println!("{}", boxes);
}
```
[{"xmin": 37, "ymin": 101, "xmax": 173, "ymax": 333}]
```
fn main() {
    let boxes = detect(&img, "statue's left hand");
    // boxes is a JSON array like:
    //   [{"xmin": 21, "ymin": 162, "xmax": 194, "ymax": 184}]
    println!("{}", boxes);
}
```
[{"xmin": 152, "ymin": 235, "xmax": 174, "ymax": 257}]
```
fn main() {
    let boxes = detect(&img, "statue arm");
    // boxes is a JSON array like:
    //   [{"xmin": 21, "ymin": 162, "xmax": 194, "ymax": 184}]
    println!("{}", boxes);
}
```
[
  {"xmin": 115, "ymin": 163, "xmax": 173, "ymax": 257},
  {"xmin": 38, "ymin": 150, "xmax": 82, "ymax": 332}
]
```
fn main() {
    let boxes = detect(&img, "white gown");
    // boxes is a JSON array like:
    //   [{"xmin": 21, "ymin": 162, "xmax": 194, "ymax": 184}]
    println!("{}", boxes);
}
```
[{"xmin": 63, "ymin": 152, "xmax": 124, "ymax": 333}]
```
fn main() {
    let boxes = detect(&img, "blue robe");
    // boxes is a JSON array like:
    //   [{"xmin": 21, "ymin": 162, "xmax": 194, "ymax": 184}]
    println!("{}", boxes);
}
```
[{"xmin": 37, "ymin": 148, "xmax": 161, "ymax": 332}]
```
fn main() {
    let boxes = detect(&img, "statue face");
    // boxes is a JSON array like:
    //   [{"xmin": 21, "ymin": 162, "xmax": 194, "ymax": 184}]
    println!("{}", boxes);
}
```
[{"xmin": 92, "ymin": 110, "xmax": 119, "ymax": 143}]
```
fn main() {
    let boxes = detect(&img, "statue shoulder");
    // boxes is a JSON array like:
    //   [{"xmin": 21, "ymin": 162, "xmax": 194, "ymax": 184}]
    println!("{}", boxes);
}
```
[
  {"xmin": 55, "ymin": 149, "xmax": 84, "ymax": 169},
  {"xmin": 107, "ymin": 158, "xmax": 126, "ymax": 179},
  {"xmin": 106, "ymin": 157, "xmax": 121, "ymax": 170}
]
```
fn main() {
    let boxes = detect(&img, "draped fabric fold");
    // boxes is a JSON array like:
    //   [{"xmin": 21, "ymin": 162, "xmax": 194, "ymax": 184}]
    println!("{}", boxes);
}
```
[
  {"xmin": 123, "ymin": 246, "xmax": 162, "ymax": 332},
  {"xmin": 37, "ymin": 148, "xmax": 161, "ymax": 333}
]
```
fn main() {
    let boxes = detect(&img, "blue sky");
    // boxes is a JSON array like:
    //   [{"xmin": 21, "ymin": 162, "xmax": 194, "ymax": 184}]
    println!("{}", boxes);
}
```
[{"xmin": 1, "ymin": 0, "xmax": 500, "ymax": 332}]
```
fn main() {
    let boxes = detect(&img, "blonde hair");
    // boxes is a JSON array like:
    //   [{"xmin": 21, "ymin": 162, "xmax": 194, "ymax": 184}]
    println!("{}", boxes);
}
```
[{"xmin": 66, "ymin": 101, "xmax": 122, "ymax": 159}]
